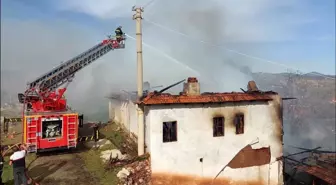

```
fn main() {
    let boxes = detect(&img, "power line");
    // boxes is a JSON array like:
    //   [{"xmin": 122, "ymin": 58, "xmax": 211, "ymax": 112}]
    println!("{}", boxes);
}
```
[
  {"xmin": 143, "ymin": 18, "xmax": 336, "ymax": 80},
  {"xmin": 143, "ymin": 0, "xmax": 156, "ymax": 8},
  {"xmin": 125, "ymin": 34, "xmax": 201, "ymax": 76},
  {"xmin": 125, "ymin": 32, "xmax": 222, "ymax": 86}
]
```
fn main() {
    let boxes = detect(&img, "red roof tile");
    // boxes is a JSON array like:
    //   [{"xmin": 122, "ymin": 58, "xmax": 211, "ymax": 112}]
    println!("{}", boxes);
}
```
[
  {"xmin": 297, "ymin": 166, "xmax": 336, "ymax": 184},
  {"xmin": 139, "ymin": 92, "xmax": 277, "ymax": 105}
]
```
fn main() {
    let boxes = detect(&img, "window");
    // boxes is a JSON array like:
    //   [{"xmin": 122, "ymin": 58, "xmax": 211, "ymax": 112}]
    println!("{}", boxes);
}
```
[
  {"xmin": 42, "ymin": 120, "xmax": 63, "ymax": 139},
  {"xmin": 213, "ymin": 117, "xmax": 224, "ymax": 137},
  {"xmin": 163, "ymin": 121, "xmax": 177, "ymax": 143},
  {"xmin": 234, "ymin": 114, "xmax": 244, "ymax": 134}
]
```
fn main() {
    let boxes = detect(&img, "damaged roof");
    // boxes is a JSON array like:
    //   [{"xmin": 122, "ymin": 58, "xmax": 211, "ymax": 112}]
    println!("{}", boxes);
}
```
[
  {"xmin": 138, "ymin": 91, "xmax": 278, "ymax": 105},
  {"xmin": 296, "ymin": 166, "xmax": 336, "ymax": 185},
  {"xmin": 284, "ymin": 148, "xmax": 336, "ymax": 185}
]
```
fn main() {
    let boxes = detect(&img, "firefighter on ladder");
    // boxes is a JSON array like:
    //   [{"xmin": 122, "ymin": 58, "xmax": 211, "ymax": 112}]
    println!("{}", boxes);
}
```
[{"xmin": 115, "ymin": 26, "xmax": 124, "ymax": 43}]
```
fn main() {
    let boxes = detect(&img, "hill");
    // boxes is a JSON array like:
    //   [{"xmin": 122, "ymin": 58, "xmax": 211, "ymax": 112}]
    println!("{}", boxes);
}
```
[{"xmin": 252, "ymin": 72, "xmax": 335, "ymax": 151}]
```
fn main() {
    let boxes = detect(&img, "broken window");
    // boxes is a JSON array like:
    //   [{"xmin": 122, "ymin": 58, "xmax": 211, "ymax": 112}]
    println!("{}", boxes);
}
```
[
  {"xmin": 234, "ymin": 114, "xmax": 244, "ymax": 134},
  {"xmin": 163, "ymin": 121, "xmax": 177, "ymax": 143},
  {"xmin": 213, "ymin": 117, "xmax": 224, "ymax": 137}
]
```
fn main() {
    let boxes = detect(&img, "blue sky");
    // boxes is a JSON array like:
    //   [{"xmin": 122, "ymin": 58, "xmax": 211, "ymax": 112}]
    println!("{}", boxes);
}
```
[{"xmin": 1, "ymin": 0, "xmax": 335, "ymax": 75}]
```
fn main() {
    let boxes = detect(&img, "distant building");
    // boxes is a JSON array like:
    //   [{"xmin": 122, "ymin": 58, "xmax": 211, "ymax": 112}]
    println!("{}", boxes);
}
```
[{"xmin": 136, "ymin": 77, "xmax": 284, "ymax": 185}]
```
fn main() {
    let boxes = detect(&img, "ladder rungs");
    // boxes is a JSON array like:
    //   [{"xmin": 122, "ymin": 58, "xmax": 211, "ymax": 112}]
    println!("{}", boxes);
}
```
[{"xmin": 27, "ymin": 37, "xmax": 120, "ymax": 96}]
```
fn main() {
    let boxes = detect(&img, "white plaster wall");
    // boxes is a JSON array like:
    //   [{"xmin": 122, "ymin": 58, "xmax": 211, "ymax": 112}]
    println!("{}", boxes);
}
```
[
  {"xmin": 116, "ymin": 100, "xmax": 138, "ymax": 136},
  {"xmin": 108, "ymin": 101, "xmax": 114, "ymax": 121},
  {"xmin": 109, "ymin": 100, "xmax": 121, "ymax": 123},
  {"xmin": 127, "ymin": 100, "xmax": 138, "ymax": 135},
  {"xmin": 145, "ymin": 107, "xmax": 151, "ymax": 153},
  {"xmin": 146, "ymin": 100, "xmax": 283, "ymax": 184}
]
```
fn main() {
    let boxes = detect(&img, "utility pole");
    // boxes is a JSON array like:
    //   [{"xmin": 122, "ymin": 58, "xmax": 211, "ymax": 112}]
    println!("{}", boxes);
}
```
[{"xmin": 132, "ymin": 6, "xmax": 145, "ymax": 156}]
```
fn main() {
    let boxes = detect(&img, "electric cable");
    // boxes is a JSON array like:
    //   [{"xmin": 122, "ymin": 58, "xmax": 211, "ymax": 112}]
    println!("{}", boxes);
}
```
[
  {"xmin": 125, "ymin": 33, "xmax": 201, "ymax": 76},
  {"xmin": 143, "ymin": 18, "xmax": 335, "ymax": 80}
]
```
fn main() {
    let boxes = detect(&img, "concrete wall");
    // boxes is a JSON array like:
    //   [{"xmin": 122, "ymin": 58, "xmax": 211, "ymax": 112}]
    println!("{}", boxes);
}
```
[
  {"xmin": 120, "ymin": 100, "xmax": 137, "ymax": 135},
  {"xmin": 108, "ymin": 101, "xmax": 117, "ymax": 122},
  {"xmin": 145, "ymin": 96, "xmax": 284, "ymax": 185},
  {"xmin": 109, "ymin": 100, "xmax": 121, "ymax": 123},
  {"xmin": 109, "ymin": 99, "xmax": 138, "ymax": 136}
]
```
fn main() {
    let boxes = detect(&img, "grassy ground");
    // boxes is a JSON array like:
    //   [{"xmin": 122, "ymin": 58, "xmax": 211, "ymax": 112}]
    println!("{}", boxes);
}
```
[
  {"xmin": 1, "ymin": 123, "xmax": 23, "ymax": 146},
  {"xmin": 79, "ymin": 122, "xmax": 138, "ymax": 185},
  {"xmin": 98, "ymin": 123, "xmax": 138, "ymax": 157},
  {"xmin": 1, "ymin": 123, "xmax": 26, "ymax": 185},
  {"xmin": 1, "ymin": 154, "xmax": 36, "ymax": 185},
  {"xmin": 79, "ymin": 148, "xmax": 121, "ymax": 185},
  {"xmin": 1, "ymin": 122, "xmax": 136, "ymax": 185}
]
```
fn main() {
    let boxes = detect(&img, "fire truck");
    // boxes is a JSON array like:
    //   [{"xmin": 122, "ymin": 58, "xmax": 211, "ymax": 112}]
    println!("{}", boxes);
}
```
[{"xmin": 13, "ymin": 34, "xmax": 126, "ymax": 153}]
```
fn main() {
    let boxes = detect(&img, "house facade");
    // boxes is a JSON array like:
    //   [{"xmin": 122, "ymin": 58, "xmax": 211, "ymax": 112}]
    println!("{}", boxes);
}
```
[{"xmin": 138, "ymin": 78, "xmax": 284, "ymax": 185}]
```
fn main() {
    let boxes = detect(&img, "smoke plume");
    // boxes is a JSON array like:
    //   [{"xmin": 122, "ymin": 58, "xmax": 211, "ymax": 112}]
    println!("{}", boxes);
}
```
[{"xmin": 1, "ymin": 0, "xmax": 335, "ymax": 150}]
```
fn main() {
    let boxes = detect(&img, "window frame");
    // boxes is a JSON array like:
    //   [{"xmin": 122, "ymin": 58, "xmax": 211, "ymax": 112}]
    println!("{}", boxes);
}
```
[
  {"xmin": 234, "ymin": 114, "xmax": 245, "ymax": 135},
  {"xmin": 162, "ymin": 121, "xmax": 178, "ymax": 143},
  {"xmin": 41, "ymin": 120, "xmax": 63, "ymax": 139},
  {"xmin": 213, "ymin": 116, "xmax": 225, "ymax": 137}
]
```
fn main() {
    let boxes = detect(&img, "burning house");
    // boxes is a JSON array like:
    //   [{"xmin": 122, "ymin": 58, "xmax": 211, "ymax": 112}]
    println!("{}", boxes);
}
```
[{"xmin": 135, "ymin": 77, "xmax": 284, "ymax": 185}]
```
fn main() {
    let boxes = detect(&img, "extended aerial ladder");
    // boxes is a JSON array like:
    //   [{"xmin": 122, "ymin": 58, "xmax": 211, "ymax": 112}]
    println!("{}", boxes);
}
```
[
  {"xmin": 9, "ymin": 34, "xmax": 127, "ymax": 153},
  {"xmin": 18, "ymin": 35, "xmax": 126, "ymax": 112}
]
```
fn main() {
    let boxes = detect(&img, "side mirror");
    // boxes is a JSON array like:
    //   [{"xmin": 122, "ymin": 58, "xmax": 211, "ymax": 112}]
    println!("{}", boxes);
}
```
[
  {"xmin": 78, "ymin": 114, "xmax": 84, "ymax": 128},
  {"xmin": 18, "ymin": 93, "xmax": 25, "ymax": 103}
]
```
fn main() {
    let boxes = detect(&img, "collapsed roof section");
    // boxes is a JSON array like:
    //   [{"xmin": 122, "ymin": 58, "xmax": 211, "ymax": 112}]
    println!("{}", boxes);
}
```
[
  {"xmin": 284, "ymin": 146, "xmax": 336, "ymax": 185},
  {"xmin": 138, "ymin": 77, "xmax": 279, "ymax": 105}
]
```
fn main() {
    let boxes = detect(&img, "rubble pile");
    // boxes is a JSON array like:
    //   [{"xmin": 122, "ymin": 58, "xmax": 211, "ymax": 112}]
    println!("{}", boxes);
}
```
[
  {"xmin": 102, "ymin": 124, "xmax": 150, "ymax": 184},
  {"xmin": 101, "ymin": 149, "xmax": 129, "ymax": 163},
  {"xmin": 284, "ymin": 147, "xmax": 336, "ymax": 184},
  {"xmin": 123, "ymin": 159, "xmax": 151, "ymax": 185},
  {"xmin": 110, "ymin": 153, "xmax": 151, "ymax": 185},
  {"xmin": 85, "ymin": 138, "xmax": 112, "ymax": 149},
  {"xmin": 120, "ymin": 138, "xmax": 138, "ymax": 155}
]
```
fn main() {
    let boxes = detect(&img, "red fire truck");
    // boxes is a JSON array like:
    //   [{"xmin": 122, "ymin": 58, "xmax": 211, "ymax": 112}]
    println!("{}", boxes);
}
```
[{"xmin": 15, "ymin": 35, "xmax": 126, "ymax": 153}]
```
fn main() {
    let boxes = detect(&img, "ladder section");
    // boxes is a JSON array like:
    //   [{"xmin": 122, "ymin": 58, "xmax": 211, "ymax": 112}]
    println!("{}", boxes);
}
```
[
  {"xmin": 67, "ymin": 115, "xmax": 78, "ymax": 148},
  {"xmin": 26, "ymin": 117, "xmax": 38, "ymax": 153},
  {"xmin": 28, "ymin": 38, "xmax": 125, "ymax": 92}
]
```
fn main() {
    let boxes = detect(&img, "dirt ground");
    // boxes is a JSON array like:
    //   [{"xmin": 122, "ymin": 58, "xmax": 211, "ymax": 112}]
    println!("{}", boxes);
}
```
[
  {"xmin": 1, "ymin": 122, "xmax": 23, "ymax": 146},
  {"xmin": 1, "ymin": 123, "xmax": 129, "ymax": 185},
  {"xmin": 27, "ymin": 150, "xmax": 99, "ymax": 185},
  {"xmin": 1, "ymin": 147, "xmax": 102, "ymax": 185}
]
